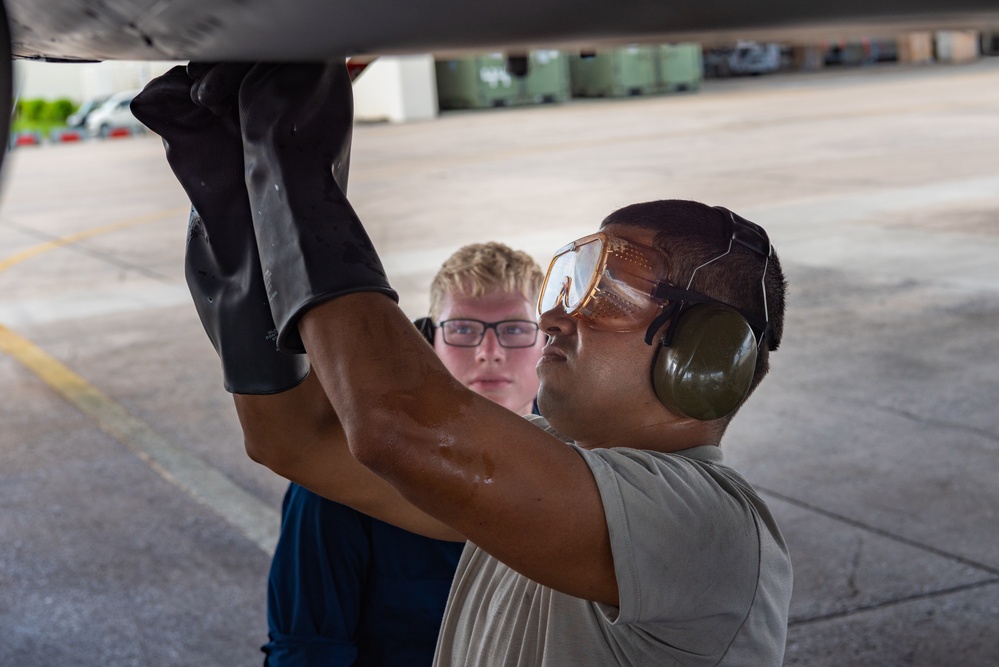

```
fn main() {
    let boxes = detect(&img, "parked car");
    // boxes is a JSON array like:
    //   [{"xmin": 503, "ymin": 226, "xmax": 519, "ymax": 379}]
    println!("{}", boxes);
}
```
[
  {"xmin": 704, "ymin": 42, "xmax": 782, "ymax": 78},
  {"xmin": 727, "ymin": 42, "xmax": 781, "ymax": 75},
  {"xmin": 85, "ymin": 91, "xmax": 145, "ymax": 138},
  {"xmin": 65, "ymin": 95, "xmax": 109, "ymax": 128}
]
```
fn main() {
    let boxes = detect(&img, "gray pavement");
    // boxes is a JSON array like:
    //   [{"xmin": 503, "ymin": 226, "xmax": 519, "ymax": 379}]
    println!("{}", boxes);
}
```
[{"xmin": 1, "ymin": 59, "xmax": 998, "ymax": 665}]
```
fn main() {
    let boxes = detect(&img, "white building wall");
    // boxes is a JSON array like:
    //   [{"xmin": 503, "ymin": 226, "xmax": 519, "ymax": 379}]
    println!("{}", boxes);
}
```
[
  {"xmin": 353, "ymin": 55, "xmax": 439, "ymax": 123},
  {"xmin": 15, "ymin": 57, "xmax": 439, "ymax": 124},
  {"xmin": 14, "ymin": 60, "xmax": 179, "ymax": 102}
]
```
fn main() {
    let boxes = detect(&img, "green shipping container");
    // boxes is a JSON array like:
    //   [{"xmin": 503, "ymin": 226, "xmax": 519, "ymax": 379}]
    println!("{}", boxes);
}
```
[
  {"xmin": 435, "ymin": 54, "xmax": 516, "ymax": 110},
  {"xmin": 514, "ymin": 50, "xmax": 571, "ymax": 105},
  {"xmin": 569, "ymin": 46, "xmax": 659, "ymax": 98},
  {"xmin": 658, "ymin": 43, "xmax": 704, "ymax": 92}
]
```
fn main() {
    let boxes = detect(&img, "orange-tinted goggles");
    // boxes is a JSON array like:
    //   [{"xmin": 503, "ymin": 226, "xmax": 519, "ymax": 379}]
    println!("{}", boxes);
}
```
[{"xmin": 537, "ymin": 232, "xmax": 667, "ymax": 332}]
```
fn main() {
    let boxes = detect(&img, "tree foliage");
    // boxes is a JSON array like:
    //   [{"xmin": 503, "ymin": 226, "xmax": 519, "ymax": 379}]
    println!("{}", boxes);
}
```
[{"xmin": 13, "ymin": 98, "xmax": 79, "ymax": 124}]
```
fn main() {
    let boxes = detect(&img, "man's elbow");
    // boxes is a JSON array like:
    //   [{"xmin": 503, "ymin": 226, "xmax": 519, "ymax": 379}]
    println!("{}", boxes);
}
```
[
  {"xmin": 347, "ymin": 412, "xmax": 427, "ymax": 479},
  {"xmin": 243, "ymin": 432, "xmax": 289, "ymax": 475}
]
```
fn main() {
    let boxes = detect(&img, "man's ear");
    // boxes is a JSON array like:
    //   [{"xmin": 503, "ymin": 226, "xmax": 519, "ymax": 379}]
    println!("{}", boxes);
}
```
[{"xmin": 413, "ymin": 317, "xmax": 435, "ymax": 345}]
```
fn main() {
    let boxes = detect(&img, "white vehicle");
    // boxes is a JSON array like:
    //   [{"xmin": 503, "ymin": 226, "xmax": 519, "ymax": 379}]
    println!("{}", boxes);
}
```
[
  {"xmin": 66, "ymin": 96, "xmax": 109, "ymax": 128},
  {"xmin": 85, "ymin": 91, "xmax": 146, "ymax": 138},
  {"xmin": 705, "ymin": 42, "xmax": 782, "ymax": 78},
  {"xmin": 727, "ymin": 42, "xmax": 781, "ymax": 75}
]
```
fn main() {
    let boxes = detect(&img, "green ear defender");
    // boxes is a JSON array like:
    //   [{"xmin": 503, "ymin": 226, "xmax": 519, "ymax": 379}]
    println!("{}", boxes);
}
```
[
  {"xmin": 651, "ymin": 303, "xmax": 758, "ymax": 421},
  {"xmin": 642, "ymin": 206, "xmax": 773, "ymax": 420}
]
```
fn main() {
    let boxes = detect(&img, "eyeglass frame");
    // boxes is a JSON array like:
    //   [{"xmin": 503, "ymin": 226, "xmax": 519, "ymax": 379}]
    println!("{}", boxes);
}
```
[{"xmin": 433, "ymin": 318, "xmax": 541, "ymax": 348}]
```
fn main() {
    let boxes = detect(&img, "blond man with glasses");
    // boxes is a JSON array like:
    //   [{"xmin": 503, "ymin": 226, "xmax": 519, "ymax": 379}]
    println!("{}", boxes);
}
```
[{"xmin": 264, "ymin": 242, "xmax": 544, "ymax": 666}]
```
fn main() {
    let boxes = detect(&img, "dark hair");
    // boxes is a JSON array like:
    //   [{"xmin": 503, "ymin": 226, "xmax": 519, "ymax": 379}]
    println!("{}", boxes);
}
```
[{"xmin": 601, "ymin": 199, "xmax": 787, "ymax": 394}]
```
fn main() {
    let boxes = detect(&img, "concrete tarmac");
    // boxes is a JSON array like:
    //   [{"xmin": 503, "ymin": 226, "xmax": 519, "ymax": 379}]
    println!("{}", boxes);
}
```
[{"xmin": 1, "ymin": 59, "xmax": 998, "ymax": 665}]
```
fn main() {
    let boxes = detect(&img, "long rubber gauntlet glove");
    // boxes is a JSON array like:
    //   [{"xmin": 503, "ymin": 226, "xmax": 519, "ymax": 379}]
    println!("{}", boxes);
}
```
[
  {"xmin": 239, "ymin": 62, "xmax": 398, "ymax": 354},
  {"xmin": 131, "ymin": 65, "xmax": 309, "ymax": 393}
]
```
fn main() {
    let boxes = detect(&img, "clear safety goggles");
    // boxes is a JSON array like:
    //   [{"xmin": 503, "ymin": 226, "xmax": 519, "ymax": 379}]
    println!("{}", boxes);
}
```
[
  {"xmin": 539, "ymin": 210, "xmax": 774, "ymax": 347},
  {"xmin": 537, "ymin": 232, "xmax": 668, "ymax": 332}
]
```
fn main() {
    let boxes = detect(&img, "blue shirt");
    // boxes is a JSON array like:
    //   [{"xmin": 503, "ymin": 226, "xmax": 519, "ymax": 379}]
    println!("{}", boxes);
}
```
[{"xmin": 264, "ymin": 483, "xmax": 464, "ymax": 666}]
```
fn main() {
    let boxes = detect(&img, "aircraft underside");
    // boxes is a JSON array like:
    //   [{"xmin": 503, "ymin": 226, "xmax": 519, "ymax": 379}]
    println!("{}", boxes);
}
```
[
  {"xmin": 7, "ymin": 0, "xmax": 999, "ymax": 62},
  {"xmin": 2, "ymin": 0, "xmax": 998, "ymax": 185}
]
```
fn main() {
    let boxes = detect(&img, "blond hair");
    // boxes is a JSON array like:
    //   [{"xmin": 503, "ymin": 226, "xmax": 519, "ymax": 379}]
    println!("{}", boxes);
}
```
[{"xmin": 429, "ymin": 242, "xmax": 544, "ymax": 320}]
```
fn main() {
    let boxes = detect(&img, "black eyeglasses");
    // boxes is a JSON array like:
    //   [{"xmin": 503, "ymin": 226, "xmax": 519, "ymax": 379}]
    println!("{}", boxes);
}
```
[{"xmin": 436, "ymin": 319, "xmax": 540, "ymax": 348}]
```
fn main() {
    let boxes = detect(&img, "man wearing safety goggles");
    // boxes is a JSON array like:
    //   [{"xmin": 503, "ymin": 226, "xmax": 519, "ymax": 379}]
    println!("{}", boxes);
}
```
[{"xmin": 142, "ymin": 62, "xmax": 792, "ymax": 666}]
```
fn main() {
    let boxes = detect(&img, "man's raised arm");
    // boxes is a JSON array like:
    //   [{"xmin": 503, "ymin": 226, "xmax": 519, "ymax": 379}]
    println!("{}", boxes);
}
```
[
  {"xmin": 237, "ymin": 62, "xmax": 619, "ymax": 606},
  {"xmin": 235, "ymin": 376, "xmax": 462, "ymax": 542},
  {"xmin": 131, "ymin": 64, "xmax": 459, "ymax": 543}
]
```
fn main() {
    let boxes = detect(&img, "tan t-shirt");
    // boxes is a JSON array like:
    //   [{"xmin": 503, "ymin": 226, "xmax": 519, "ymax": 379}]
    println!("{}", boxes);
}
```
[{"xmin": 434, "ymin": 416, "xmax": 792, "ymax": 666}]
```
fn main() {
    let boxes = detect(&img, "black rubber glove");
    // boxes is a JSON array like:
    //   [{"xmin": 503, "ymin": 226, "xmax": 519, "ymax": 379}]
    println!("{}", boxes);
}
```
[
  {"xmin": 238, "ymin": 62, "xmax": 398, "ymax": 353},
  {"xmin": 131, "ymin": 64, "xmax": 309, "ymax": 394}
]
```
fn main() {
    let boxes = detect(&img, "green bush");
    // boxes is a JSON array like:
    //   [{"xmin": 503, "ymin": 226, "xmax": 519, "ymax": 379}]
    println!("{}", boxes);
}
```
[
  {"xmin": 18, "ymin": 98, "xmax": 47, "ymax": 122},
  {"xmin": 11, "ymin": 98, "xmax": 81, "ymax": 136},
  {"xmin": 44, "ymin": 98, "xmax": 77, "ymax": 124}
]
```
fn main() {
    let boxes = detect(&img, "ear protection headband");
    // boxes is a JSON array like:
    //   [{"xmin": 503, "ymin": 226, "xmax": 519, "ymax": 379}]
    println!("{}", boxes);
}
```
[
  {"xmin": 413, "ymin": 317, "xmax": 435, "ymax": 345},
  {"xmin": 650, "ymin": 207, "xmax": 773, "ymax": 421}
]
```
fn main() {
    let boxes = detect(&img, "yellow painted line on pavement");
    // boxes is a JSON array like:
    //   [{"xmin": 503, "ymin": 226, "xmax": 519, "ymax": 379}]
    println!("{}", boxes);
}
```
[
  {"xmin": 0, "ymin": 207, "xmax": 187, "ymax": 273},
  {"xmin": 0, "ymin": 209, "xmax": 279, "ymax": 554},
  {"xmin": 0, "ymin": 324, "xmax": 279, "ymax": 552}
]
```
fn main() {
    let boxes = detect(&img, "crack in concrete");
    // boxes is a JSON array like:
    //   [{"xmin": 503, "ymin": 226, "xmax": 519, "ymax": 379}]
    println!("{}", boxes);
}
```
[
  {"xmin": 0, "ymin": 214, "xmax": 179, "ymax": 284},
  {"xmin": 873, "ymin": 402, "xmax": 999, "ymax": 445},
  {"xmin": 788, "ymin": 578, "xmax": 999, "ymax": 626},
  {"xmin": 758, "ymin": 486, "xmax": 999, "ymax": 576},
  {"xmin": 846, "ymin": 534, "xmax": 863, "ymax": 600}
]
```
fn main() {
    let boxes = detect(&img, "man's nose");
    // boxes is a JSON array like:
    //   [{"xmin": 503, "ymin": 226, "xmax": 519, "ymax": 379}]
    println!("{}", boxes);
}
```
[
  {"xmin": 539, "ymin": 304, "xmax": 575, "ymax": 337},
  {"xmin": 476, "ymin": 328, "xmax": 505, "ymax": 361}
]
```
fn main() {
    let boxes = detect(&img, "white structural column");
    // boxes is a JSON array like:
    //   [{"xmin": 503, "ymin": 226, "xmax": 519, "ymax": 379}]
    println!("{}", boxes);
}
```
[{"xmin": 353, "ymin": 54, "xmax": 439, "ymax": 123}]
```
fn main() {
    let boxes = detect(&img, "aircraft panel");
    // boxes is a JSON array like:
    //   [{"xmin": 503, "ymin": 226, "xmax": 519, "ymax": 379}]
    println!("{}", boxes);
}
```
[{"xmin": 7, "ymin": 0, "xmax": 999, "ymax": 62}]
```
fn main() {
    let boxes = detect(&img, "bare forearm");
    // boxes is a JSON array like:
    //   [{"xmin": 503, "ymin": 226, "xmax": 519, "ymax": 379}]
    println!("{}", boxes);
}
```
[
  {"xmin": 298, "ymin": 294, "xmax": 619, "ymax": 602},
  {"xmin": 298, "ymin": 294, "xmax": 515, "ymax": 522},
  {"xmin": 298, "ymin": 294, "xmax": 463, "ymax": 471},
  {"xmin": 235, "ymin": 371, "xmax": 334, "ymax": 468},
  {"xmin": 234, "ymin": 363, "xmax": 462, "ymax": 541}
]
